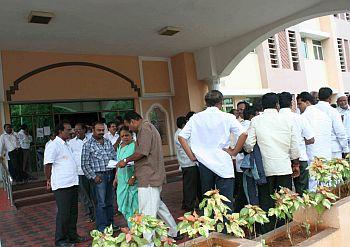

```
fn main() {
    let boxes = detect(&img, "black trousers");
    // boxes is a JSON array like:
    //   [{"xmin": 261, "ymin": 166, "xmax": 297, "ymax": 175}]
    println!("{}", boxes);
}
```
[
  {"xmin": 293, "ymin": 161, "xmax": 309, "ymax": 195},
  {"xmin": 182, "ymin": 166, "xmax": 202, "ymax": 211},
  {"xmin": 53, "ymin": 185, "xmax": 79, "ymax": 245},
  {"xmin": 79, "ymin": 175, "xmax": 95, "ymax": 220},
  {"xmin": 258, "ymin": 175, "xmax": 292, "ymax": 234},
  {"xmin": 198, "ymin": 162, "xmax": 234, "ymax": 211},
  {"xmin": 233, "ymin": 171, "xmax": 248, "ymax": 213},
  {"xmin": 8, "ymin": 149, "xmax": 24, "ymax": 181}
]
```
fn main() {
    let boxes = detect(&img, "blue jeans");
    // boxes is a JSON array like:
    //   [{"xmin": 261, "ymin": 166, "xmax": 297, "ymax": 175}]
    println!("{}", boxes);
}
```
[
  {"xmin": 93, "ymin": 171, "xmax": 115, "ymax": 232},
  {"xmin": 198, "ymin": 162, "xmax": 234, "ymax": 210}
]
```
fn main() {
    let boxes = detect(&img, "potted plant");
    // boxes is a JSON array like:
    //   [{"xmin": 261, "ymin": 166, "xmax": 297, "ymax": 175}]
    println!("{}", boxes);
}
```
[
  {"xmin": 267, "ymin": 187, "xmax": 304, "ymax": 245},
  {"xmin": 238, "ymin": 205, "xmax": 269, "ymax": 239},
  {"xmin": 91, "ymin": 214, "xmax": 177, "ymax": 247},
  {"xmin": 178, "ymin": 189, "xmax": 264, "ymax": 247}
]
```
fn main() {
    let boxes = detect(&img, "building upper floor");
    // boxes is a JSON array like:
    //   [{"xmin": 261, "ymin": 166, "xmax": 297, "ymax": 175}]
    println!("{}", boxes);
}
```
[{"xmin": 219, "ymin": 13, "xmax": 350, "ymax": 98}]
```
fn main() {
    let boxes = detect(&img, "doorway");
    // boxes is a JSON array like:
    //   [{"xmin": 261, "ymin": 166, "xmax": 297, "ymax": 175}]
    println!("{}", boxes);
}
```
[{"xmin": 9, "ymin": 99, "xmax": 134, "ymax": 176}]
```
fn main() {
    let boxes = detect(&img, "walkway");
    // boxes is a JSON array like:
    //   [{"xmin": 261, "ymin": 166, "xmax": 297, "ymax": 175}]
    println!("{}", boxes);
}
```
[{"xmin": 0, "ymin": 180, "xmax": 185, "ymax": 246}]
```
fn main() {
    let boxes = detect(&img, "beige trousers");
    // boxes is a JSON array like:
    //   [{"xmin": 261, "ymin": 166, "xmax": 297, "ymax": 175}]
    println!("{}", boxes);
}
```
[{"xmin": 138, "ymin": 186, "xmax": 177, "ymax": 246}]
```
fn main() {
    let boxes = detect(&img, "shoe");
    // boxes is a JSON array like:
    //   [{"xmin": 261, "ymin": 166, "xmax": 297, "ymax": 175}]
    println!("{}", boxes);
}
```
[
  {"xmin": 87, "ymin": 218, "xmax": 95, "ymax": 223},
  {"xmin": 55, "ymin": 243, "xmax": 74, "ymax": 247},
  {"xmin": 171, "ymin": 233, "xmax": 184, "ymax": 241},
  {"xmin": 113, "ymin": 225, "xmax": 121, "ymax": 232},
  {"xmin": 69, "ymin": 235, "xmax": 88, "ymax": 244}
]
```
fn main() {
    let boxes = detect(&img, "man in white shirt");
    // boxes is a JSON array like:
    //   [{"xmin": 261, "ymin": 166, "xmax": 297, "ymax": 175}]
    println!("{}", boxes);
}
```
[
  {"xmin": 103, "ymin": 121, "xmax": 119, "ymax": 146},
  {"xmin": 236, "ymin": 101, "xmax": 249, "ymax": 123},
  {"xmin": 0, "ymin": 124, "xmax": 23, "ymax": 182},
  {"xmin": 174, "ymin": 116, "xmax": 201, "ymax": 211},
  {"xmin": 18, "ymin": 124, "xmax": 33, "ymax": 176},
  {"xmin": 337, "ymin": 93, "xmax": 350, "ymax": 146},
  {"xmin": 44, "ymin": 120, "xmax": 85, "ymax": 247},
  {"xmin": 244, "ymin": 93, "xmax": 300, "ymax": 233},
  {"xmin": 179, "ymin": 90, "xmax": 247, "ymax": 210},
  {"xmin": 316, "ymin": 87, "xmax": 349, "ymax": 158},
  {"xmin": 68, "ymin": 123, "xmax": 95, "ymax": 222},
  {"xmin": 297, "ymin": 92, "xmax": 333, "ymax": 191},
  {"xmin": 278, "ymin": 92, "xmax": 315, "ymax": 195}
]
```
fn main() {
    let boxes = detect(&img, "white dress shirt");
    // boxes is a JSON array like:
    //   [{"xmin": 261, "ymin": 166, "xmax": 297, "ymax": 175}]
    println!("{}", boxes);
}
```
[
  {"xmin": 235, "ymin": 120, "xmax": 251, "ymax": 172},
  {"xmin": 179, "ymin": 107, "xmax": 244, "ymax": 178},
  {"xmin": 103, "ymin": 131, "xmax": 119, "ymax": 145},
  {"xmin": 174, "ymin": 128, "xmax": 196, "ymax": 168},
  {"xmin": 301, "ymin": 105, "xmax": 332, "ymax": 162},
  {"xmin": 279, "ymin": 108, "xmax": 314, "ymax": 162},
  {"xmin": 245, "ymin": 109, "xmax": 300, "ymax": 177},
  {"xmin": 68, "ymin": 136, "xmax": 89, "ymax": 175},
  {"xmin": 316, "ymin": 101, "xmax": 349, "ymax": 154},
  {"xmin": 0, "ymin": 132, "xmax": 20, "ymax": 160},
  {"xmin": 337, "ymin": 106, "xmax": 350, "ymax": 142},
  {"xmin": 17, "ymin": 129, "xmax": 33, "ymax": 150},
  {"xmin": 44, "ymin": 136, "xmax": 79, "ymax": 191}
]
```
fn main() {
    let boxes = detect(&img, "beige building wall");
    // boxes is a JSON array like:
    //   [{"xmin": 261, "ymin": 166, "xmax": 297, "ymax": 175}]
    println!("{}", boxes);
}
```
[
  {"xmin": 219, "ymin": 52, "xmax": 263, "ymax": 95},
  {"xmin": 0, "ymin": 50, "xmax": 207, "ymax": 156}
]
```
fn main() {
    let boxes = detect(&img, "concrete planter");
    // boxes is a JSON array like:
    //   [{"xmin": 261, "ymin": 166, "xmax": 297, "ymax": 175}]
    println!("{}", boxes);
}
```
[
  {"xmin": 257, "ymin": 221, "xmax": 337, "ymax": 247},
  {"xmin": 179, "ymin": 233, "xmax": 261, "ymax": 247},
  {"xmin": 257, "ymin": 195, "xmax": 350, "ymax": 246}
]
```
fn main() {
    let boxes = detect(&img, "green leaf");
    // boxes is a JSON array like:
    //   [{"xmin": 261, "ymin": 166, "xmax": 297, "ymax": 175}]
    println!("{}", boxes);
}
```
[
  {"xmin": 198, "ymin": 227, "xmax": 209, "ymax": 237},
  {"xmin": 322, "ymin": 199, "xmax": 332, "ymax": 209},
  {"xmin": 216, "ymin": 222, "xmax": 224, "ymax": 233},
  {"xmin": 153, "ymin": 237, "xmax": 161, "ymax": 247},
  {"xmin": 115, "ymin": 233, "xmax": 126, "ymax": 243}
]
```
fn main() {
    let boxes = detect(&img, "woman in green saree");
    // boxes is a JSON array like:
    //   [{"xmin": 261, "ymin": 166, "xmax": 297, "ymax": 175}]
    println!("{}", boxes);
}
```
[{"xmin": 113, "ymin": 126, "xmax": 138, "ymax": 226}]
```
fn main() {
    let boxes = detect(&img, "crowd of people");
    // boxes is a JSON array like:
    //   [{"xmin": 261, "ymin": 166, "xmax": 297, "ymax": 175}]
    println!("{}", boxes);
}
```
[
  {"xmin": 41, "ymin": 112, "xmax": 181, "ymax": 247},
  {"xmin": 1, "ymin": 86, "xmax": 350, "ymax": 246},
  {"xmin": 174, "ymin": 87, "xmax": 350, "ymax": 235}
]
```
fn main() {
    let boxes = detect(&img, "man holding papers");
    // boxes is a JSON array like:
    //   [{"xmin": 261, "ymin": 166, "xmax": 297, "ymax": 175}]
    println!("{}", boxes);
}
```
[{"xmin": 81, "ymin": 121, "xmax": 119, "ymax": 232}]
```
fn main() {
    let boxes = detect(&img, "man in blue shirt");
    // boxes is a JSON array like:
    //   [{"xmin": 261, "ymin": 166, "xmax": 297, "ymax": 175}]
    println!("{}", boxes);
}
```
[{"xmin": 81, "ymin": 121, "xmax": 118, "ymax": 232}]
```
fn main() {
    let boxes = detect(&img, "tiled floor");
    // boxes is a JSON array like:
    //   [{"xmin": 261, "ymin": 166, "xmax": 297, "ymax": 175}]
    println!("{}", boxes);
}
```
[{"xmin": 0, "ymin": 181, "xmax": 186, "ymax": 247}]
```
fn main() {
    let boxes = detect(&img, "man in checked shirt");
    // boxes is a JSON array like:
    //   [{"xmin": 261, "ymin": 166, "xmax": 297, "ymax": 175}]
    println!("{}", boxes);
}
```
[{"xmin": 81, "ymin": 121, "xmax": 119, "ymax": 232}]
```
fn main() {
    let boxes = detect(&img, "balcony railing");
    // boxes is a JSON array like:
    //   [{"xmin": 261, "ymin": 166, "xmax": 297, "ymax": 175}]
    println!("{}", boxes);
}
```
[{"xmin": 0, "ymin": 159, "xmax": 13, "ymax": 206}]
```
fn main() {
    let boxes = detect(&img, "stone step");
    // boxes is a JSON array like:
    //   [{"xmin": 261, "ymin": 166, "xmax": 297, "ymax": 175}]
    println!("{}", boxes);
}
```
[
  {"xmin": 164, "ymin": 159, "xmax": 178, "ymax": 166},
  {"xmin": 166, "ymin": 169, "xmax": 182, "ymax": 177},
  {"xmin": 165, "ymin": 163, "xmax": 180, "ymax": 172},
  {"xmin": 12, "ymin": 157, "xmax": 181, "ymax": 208},
  {"xmin": 13, "ymin": 186, "xmax": 50, "ymax": 200},
  {"xmin": 14, "ymin": 193, "xmax": 55, "ymax": 208},
  {"xmin": 12, "ymin": 180, "xmax": 46, "ymax": 191}
]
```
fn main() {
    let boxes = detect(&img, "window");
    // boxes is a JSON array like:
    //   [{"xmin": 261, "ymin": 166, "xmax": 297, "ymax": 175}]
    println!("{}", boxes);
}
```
[
  {"xmin": 301, "ymin": 38, "xmax": 308, "ymax": 59},
  {"xmin": 148, "ymin": 106, "xmax": 168, "ymax": 145},
  {"xmin": 288, "ymin": 30, "xmax": 300, "ymax": 70},
  {"xmin": 268, "ymin": 36, "xmax": 279, "ymax": 68},
  {"xmin": 312, "ymin": 40, "xmax": 324, "ymax": 60},
  {"xmin": 346, "ymin": 12, "xmax": 350, "ymax": 21},
  {"xmin": 337, "ymin": 38, "xmax": 346, "ymax": 72},
  {"xmin": 223, "ymin": 98, "xmax": 234, "ymax": 113}
]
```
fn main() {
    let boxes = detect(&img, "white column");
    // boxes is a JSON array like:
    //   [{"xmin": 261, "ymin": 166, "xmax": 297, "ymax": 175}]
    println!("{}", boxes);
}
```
[
  {"xmin": 0, "ymin": 55, "xmax": 4, "ymax": 182},
  {"xmin": 205, "ymin": 76, "xmax": 221, "ymax": 91}
]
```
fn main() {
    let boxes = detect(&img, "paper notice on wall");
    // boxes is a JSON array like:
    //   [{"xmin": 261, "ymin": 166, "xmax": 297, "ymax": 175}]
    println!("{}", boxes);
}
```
[
  {"xmin": 36, "ymin": 128, "xmax": 44, "ymax": 138},
  {"xmin": 43, "ymin": 126, "xmax": 51, "ymax": 136}
]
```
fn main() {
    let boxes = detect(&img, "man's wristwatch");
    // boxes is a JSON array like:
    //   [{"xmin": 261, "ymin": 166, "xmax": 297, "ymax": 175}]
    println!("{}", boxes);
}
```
[
  {"xmin": 131, "ymin": 175, "xmax": 136, "ymax": 179},
  {"xmin": 123, "ymin": 158, "xmax": 127, "ymax": 163}
]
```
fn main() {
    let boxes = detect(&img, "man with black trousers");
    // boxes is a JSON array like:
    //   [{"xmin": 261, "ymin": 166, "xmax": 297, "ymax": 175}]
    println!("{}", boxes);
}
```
[
  {"xmin": 44, "ymin": 120, "xmax": 86, "ymax": 247},
  {"xmin": 245, "ymin": 93, "xmax": 300, "ymax": 233},
  {"xmin": 278, "ymin": 92, "xmax": 314, "ymax": 195},
  {"xmin": 0, "ymin": 124, "xmax": 24, "ymax": 182},
  {"xmin": 174, "ymin": 116, "xmax": 202, "ymax": 211}
]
